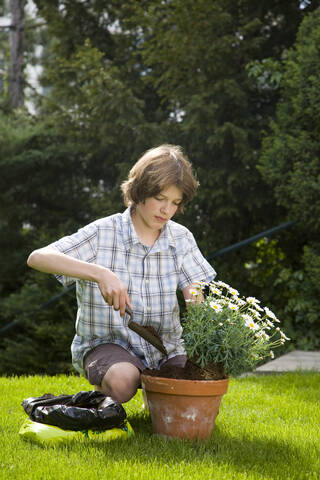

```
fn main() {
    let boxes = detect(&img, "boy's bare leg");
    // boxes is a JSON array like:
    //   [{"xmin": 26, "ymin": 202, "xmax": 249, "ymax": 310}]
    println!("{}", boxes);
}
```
[{"xmin": 95, "ymin": 362, "xmax": 141, "ymax": 404}]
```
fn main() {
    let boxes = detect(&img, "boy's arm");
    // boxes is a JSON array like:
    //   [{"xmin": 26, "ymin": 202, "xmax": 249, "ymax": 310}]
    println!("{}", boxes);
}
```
[{"xmin": 27, "ymin": 247, "xmax": 131, "ymax": 317}]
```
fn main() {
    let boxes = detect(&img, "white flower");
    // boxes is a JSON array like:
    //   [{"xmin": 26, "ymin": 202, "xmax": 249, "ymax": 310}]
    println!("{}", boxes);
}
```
[
  {"xmin": 261, "ymin": 322, "xmax": 271, "ymax": 330},
  {"xmin": 263, "ymin": 318, "xmax": 274, "ymax": 327},
  {"xmin": 255, "ymin": 330, "xmax": 269, "ymax": 339},
  {"xmin": 216, "ymin": 280, "xmax": 230, "ymax": 289},
  {"xmin": 249, "ymin": 308, "xmax": 261, "ymax": 319},
  {"xmin": 235, "ymin": 297, "xmax": 246, "ymax": 306},
  {"xmin": 209, "ymin": 301, "xmax": 222, "ymax": 312},
  {"xmin": 244, "ymin": 316, "xmax": 259, "ymax": 330},
  {"xmin": 246, "ymin": 296, "xmax": 261, "ymax": 304},
  {"xmin": 254, "ymin": 304, "xmax": 264, "ymax": 312},
  {"xmin": 189, "ymin": 288, "xmax": 199, "ymax": 296},
  {"xmin": 210, "ymin": 286, "xmax": 222, "ymax": 296},
  {"xmin": 264, "ymin": 306, "xmax": 279, "ymax": 322},
  {"xmin": 196, "ymin": 281, "xmax": 208, "ymax": 290},
  {"xmin": 280, "ymin": 330, "xmax": 290, "ymax": 341},
  {"xmin": 219, "ymin": 322, "xmax": 223, "ymax": 326},
  {"xmin": 228, "ymin": 303, "xmax": 239, "ymax": 311},
  {"xmin": 228, "ymin": 287, "xmax": 239, "ymax": 296},
  {"xmin": 270, "ymin": 350, "xmax": 275, "ymax": 359}
]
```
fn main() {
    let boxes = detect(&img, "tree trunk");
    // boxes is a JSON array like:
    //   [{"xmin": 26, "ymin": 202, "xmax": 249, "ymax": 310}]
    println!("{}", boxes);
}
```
[{"xmin": 8, "ymin": 0, "xmax": 24, "ymax": 109}]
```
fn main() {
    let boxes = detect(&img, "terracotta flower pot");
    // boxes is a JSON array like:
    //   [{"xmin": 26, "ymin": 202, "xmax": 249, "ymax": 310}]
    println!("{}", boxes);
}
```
[{"xmin": 141, "ymin": 374, "xmax": 229, "ymax": 440}]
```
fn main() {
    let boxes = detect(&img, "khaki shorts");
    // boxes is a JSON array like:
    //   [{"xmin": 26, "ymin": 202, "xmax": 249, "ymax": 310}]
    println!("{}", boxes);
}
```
[{"xmin": 84, "ymin": 343, "xmax": 187, "ymax": 386}]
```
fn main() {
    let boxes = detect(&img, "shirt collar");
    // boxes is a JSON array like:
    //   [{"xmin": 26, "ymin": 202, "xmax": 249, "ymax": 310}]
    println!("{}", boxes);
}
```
[
  {"xmin": 121, "ymin": 207, "xmax": 176, "ymax": 252},
  {"xmin": 121, "ymin": 207, "xmax": 141, "ymax": 249}
]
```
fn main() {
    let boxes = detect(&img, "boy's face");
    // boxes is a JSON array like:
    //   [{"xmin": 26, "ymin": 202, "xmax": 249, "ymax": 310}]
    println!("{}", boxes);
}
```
[{"xmin": 135, "ymin": 184, "xmax": 183, "ymax": 231}]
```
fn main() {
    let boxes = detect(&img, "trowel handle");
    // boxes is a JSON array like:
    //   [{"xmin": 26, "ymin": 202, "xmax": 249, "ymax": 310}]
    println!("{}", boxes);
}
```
[
  {"xmin": 125, "ymin": 307, "xmax": 168, "ymax": 356},
  {"xmin": 125, "ymin": 307, "xmax": 133, "ymax": 320}
]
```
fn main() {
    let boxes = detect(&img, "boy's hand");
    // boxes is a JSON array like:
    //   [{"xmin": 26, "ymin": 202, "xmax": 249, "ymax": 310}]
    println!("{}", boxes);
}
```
[{"xmin": 97, "ymin": 268, "xmax": 131, "ymax": 318}]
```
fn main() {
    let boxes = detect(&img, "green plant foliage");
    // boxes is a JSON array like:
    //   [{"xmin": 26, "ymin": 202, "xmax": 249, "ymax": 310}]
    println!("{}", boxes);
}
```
[
  {"xmin": 0, "ymin": 273, "xmax": 76, "ymax": 375},
  {"xmin": 0, "ymin": 1, "xmax": 318, "ymax": 374},
  {"xmin": 131, "ymin": 0, "xmax": 315, "ymax": 297},
  {"xmin": 258, "ymin": 9, "xmax": 320, "ymax": 350},
  {"xmin": 182, "ymin": 281, "xmax": 289, "ymax": 376}
]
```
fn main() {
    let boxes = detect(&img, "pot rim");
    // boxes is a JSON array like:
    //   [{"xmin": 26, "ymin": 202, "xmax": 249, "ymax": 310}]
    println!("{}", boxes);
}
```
[{"xmin": 141, "ymin": 373, "xmax": 229, "ymax": 396}]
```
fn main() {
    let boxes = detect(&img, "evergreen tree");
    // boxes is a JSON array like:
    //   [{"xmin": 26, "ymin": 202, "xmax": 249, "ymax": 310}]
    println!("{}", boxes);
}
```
[
  {"xmin": 132, "ymin": 0, "xmax": 316, "ymax": 286},
  {"xmin": 258, "ymin": 9, "xmax": 320, "ymax": 349},
  {"xmin": 1, "ymin": 0, "xmax": 318, "ymax": 374}
]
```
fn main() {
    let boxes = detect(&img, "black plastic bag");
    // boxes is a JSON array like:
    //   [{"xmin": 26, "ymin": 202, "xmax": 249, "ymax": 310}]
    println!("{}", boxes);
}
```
[{"xmin": 21, "ymin": 391, "xmax": 126, "ymax": 431}]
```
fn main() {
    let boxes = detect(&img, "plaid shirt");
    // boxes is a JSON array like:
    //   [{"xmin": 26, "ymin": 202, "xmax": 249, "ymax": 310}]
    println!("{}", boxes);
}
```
[{"xmin": 51, "ymin": 207, "xmax": 216, "ymax": 375}]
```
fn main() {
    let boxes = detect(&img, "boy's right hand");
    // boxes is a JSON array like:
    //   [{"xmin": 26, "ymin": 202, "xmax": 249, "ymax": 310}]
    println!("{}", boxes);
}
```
[{"xmin": 97, "ymin": 268, "xmax": 131, "ymax": 318}]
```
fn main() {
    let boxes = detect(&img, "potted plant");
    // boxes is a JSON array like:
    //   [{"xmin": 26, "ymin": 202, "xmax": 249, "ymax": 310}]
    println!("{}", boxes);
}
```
[{"xmin": 141, "ymin": 280, "xmax": 290, "ymax": 440}]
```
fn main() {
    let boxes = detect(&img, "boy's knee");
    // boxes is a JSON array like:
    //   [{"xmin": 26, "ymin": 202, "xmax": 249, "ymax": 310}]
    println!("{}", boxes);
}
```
[
  {"xmin": 108, "ymin": 383, "xmax": 138, "ymax": 404},
  {"xmin": 100, "ymin": 363, "xmax": 140, "ymax": 403}
]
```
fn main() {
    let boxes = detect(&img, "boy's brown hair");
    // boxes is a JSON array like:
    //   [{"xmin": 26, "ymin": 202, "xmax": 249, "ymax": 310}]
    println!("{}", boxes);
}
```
[{"xmin": 121, "ymin": 144, "xmax": 199, "ymax": 212}]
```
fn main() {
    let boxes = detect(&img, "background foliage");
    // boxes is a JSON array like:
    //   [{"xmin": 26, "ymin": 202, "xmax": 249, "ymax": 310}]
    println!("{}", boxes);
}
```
[{"xmin": 0, "ymin": 0, "xmax": 319, "ymax": 374}]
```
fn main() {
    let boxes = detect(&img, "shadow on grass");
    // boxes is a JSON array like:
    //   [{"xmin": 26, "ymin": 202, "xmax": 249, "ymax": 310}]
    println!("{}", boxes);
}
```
[
  {"xmin": 18, "ymin": 374, "xmax": 318, "ymax": 478},
  {"xmin": 59, "ymin": 413, "xmax": 312, "ymax": 480}
]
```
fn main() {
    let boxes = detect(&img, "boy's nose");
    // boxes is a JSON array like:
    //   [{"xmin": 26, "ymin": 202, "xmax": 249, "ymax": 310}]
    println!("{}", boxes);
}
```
[{"xmin": 161, "ymin": 204, "xmax": 169, "ymax": 214}]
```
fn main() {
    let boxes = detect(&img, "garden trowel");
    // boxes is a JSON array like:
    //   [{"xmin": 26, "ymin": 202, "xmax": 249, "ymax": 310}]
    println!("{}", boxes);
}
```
[{"xmin": 126, "ymin": 307, "xmax": 168, "ymax": 356}]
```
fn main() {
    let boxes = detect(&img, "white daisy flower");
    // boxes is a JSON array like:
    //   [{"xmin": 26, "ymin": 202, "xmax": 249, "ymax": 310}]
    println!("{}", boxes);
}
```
[
  {"xmin": 280, "ymin": 330, "xmax": 290, "ymax": 341},
  {"xmin": 228, "ymin": 303, "xmax": 239, "ymax": 311},
  {"xmin": 217, "ymin": 280, "xmax": 230, "ymax": 289},
  {"xmin": 244, "ymin": 317, "xmax": 259, "ymax": 331},
  {"xmin": 196, "ymin": 281, "xmax": 208, "ymax": 290},
  {"xmin": 254, "ymin": 304, "xmax": 264, "ymax": 312},
  {"xmin": 209, "ymin": 301, "xmax": 222, "ymax": 312},
  {"xmin": 235, "ymin": 298, "xmax": 246, "ymax": 306},
  {"xmin": 189, "ymin": 288, "xmax": 199, "ymax": 296},
  {"xmin": 210, "ymin": 286, "xmax": 222, "ymax": 296},
  {"xmin": 261, "ymin": 322, "xmax": 271, "ymax": 330},
  {"xmin": 249, "ymin": 308, "xmax": 261, "ymax": 319},
  {"xmin": 229, "ymin": 287, "xmax": 239, "ymax": 296},
  {"xmin": 264, "ymin": 306, "xmax": 278, "ymax": 321},
  {"xmin": 270, "ymin": 350, "xmax": 275, "ymax": 359},
  {"xmin": 246, "ymin": 296, "xmax": 261, "ymax": 304},
  {"xmin": 265, "ymin": 318, "xmax": 274, "ymax": 327}
]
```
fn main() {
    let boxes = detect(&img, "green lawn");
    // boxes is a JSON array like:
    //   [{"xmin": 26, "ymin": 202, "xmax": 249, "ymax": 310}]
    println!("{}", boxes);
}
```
[{"xmin": 0, "ymin": 372, "xmax": 319, "ymax": 480}]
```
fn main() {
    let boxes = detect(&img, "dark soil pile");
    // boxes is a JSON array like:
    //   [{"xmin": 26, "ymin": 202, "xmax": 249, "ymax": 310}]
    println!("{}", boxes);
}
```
[{"xmin": 143, "ymin": 359, "xmax": 227, "ymax": 381}]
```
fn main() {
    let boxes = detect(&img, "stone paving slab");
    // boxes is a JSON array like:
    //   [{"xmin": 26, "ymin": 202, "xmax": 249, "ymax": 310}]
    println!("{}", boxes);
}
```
[{"xmin": 255, "ymin": 350, "xmax": 320, "ymax": 373}]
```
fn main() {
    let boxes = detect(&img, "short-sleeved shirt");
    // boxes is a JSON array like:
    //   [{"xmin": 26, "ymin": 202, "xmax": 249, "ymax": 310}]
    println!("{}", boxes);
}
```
[{"xmin": 51, "ymin": 207, "xmax": 216, "ymax": 376}]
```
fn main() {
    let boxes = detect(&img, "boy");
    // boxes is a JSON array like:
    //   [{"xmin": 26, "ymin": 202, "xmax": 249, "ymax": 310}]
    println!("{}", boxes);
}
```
[{"xmin": 27, "ymin": 144, "xmax": 215, "ymax": 403}]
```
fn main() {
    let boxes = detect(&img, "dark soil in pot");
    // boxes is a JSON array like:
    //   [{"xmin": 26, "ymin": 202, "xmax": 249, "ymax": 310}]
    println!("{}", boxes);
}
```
[{"xmin": 143, "ymin": 358, "xmax": 227, "ymax": 381}]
